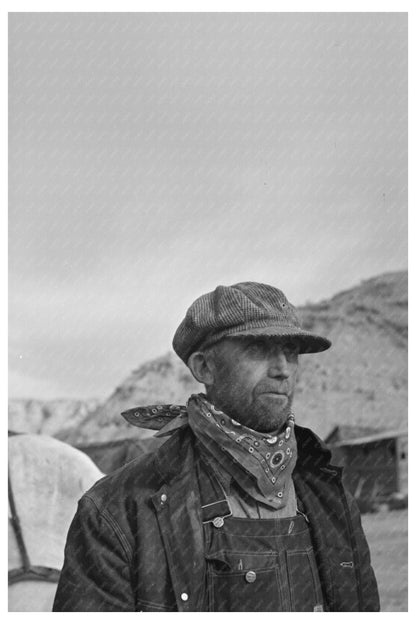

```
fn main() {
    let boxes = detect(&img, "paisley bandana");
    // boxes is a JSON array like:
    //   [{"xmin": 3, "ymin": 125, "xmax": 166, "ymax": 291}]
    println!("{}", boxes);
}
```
[{"xmin": 187, "ymin": 394, "xmax": 297, "ymax": 510}]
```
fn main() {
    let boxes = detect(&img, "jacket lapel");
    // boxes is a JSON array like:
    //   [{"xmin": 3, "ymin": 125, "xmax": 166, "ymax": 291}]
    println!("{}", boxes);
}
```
[
  {"xmin": 293, "ymin": 426, "xmax": 363, "ymax": 611},
  {"xmin": 150, "ymin": 430, "xmax": 206, "ymax": 611}
]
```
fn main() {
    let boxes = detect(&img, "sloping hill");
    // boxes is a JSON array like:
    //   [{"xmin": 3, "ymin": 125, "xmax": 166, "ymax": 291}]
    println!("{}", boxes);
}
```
[
  {"xmin": 10, "ymin": 271, "xmax": 407, "ymax": 444},
  {"xmin": 8, "ymin": 399, "xmax": 100, "ymax": 437},
  {"xmin": 59, "ymin": 353, "xmax": 202, "ymax": 444},
  {"xmin": 295, "ymin": 270, "xmax": 407, "ymax": 437}
]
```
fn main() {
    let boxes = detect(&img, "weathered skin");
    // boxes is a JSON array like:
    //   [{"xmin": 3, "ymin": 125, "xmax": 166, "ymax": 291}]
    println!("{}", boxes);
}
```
[{"xmin": 190, "ymin": 336, "xmax": 300, "ymax": 433}]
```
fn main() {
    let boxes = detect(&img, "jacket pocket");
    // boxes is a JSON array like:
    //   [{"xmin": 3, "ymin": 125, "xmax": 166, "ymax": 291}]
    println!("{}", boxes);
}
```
[{"xmin": 136, "ymin": 599, "xmax": 177, "ymax": 612}]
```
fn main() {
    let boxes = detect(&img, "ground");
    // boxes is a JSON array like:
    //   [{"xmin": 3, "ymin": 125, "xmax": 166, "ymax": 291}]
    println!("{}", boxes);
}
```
[{"xmin": 362, "ymin": 509, "xmax": 408, "ymax": 612}]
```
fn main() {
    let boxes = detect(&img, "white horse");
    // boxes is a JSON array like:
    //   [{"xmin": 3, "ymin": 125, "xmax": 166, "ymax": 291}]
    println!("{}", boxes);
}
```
[{"xmin": 8, "ymin": 434, "xmax": 103, "ymax": 612}]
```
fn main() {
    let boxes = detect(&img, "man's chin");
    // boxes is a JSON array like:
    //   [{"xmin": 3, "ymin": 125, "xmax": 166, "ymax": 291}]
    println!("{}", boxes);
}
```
[{"xmin": 251, "ymin": 396, "xmax": 292, "ymax": 433}]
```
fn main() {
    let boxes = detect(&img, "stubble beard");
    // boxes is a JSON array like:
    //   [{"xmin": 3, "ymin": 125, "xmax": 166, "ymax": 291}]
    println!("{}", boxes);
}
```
[
  {"xmin": 208, "ymin": 385, "xmax": 294, "ymax": 434},
  {"xmin": 244, "ymin": 393, "xmax": 294, "ymax": 433}
]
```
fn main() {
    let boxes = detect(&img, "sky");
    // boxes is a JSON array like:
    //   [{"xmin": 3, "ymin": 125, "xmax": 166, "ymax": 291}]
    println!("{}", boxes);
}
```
[{"xmin": 8, "ymin": 12, "xmax": 407, "ymax": 400}]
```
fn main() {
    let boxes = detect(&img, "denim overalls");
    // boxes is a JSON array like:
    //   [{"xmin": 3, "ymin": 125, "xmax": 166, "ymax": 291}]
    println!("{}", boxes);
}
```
[{"xmin": 198, "ymin": 460, "xmax": 324, "ymax": 612}]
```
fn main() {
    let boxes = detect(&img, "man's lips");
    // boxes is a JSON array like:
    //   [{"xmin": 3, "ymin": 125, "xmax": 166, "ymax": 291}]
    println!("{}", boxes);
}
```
[
  {"xmin": 258, "ymin": 391, "xmax": 288, "ymax": 398},
  {"xmin": 256, "ymin": 385, "xmax": 288, "ymax": 395},
  {"xmin": 255, "ymin": 384, "xmax": 290, "ymax": 399}
]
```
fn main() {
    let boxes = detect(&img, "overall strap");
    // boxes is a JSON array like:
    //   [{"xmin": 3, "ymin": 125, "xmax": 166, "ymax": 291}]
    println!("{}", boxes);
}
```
[{"xmin": 197, "ymin": 459, "xmax": 232, "ymax": 527}]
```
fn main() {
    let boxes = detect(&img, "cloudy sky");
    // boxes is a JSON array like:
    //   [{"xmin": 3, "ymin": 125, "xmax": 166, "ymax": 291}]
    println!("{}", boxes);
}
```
[{"xmin": 9, "ymin": 12, "xmax": 407, "ymax": 400}]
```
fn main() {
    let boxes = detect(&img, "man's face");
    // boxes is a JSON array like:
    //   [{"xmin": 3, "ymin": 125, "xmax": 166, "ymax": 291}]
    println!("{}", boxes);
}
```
[{"xmin": 206, "ymin": 336, "xmax": 299, "ymax": 434}]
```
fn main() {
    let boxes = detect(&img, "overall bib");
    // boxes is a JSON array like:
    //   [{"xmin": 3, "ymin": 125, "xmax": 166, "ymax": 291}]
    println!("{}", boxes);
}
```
[{"xmin": 199, "ymin": 461, "xmax": 324, "ymax": 612}]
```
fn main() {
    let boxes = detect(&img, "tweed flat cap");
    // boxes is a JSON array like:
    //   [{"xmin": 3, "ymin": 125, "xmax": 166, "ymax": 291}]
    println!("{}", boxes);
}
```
[{"xmin": 172, "ymin": 282, "xmax": 331, "ymax": 363}]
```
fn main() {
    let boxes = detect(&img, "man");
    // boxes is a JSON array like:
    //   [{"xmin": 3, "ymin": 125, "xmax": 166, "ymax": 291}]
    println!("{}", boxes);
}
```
[{"xmin": 53, "ymin": 282, "xmax": 380, "ymax": 612}]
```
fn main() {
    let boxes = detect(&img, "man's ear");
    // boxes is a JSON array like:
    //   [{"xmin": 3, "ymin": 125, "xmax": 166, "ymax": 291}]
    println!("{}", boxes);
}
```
[{"xmin": 187, "ymin": 351, "xmax": 215, "ymax": 385}]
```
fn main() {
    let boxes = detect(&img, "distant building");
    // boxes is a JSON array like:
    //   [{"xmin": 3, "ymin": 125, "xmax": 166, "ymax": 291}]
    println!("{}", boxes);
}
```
[
  {"xmin": 325, "ymin": 426, "xmax": 408, "ymax": 507},
  {"xmin": 76, "ymin": 437, "xmax": 161, "ymax": 474}
]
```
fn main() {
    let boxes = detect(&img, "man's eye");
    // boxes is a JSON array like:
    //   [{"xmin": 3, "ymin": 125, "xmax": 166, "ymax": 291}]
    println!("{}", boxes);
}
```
[
  {"xmin": 283, "ymin": 342, "xmax": 299, "ymax": 356},
  {"xmin": 245, "ymin": 344, "xmax": 263, "ymax": 356}
]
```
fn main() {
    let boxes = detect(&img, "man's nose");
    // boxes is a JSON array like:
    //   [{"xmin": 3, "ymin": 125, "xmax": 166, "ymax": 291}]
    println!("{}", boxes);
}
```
[{"xmin": 267, "ymin": 351, "xmax": 290, "ymax": 378}]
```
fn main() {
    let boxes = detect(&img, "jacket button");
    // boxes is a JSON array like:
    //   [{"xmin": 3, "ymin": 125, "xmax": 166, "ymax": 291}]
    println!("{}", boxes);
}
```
[
  {"xmin": 180, "ymin": 592, "xmax": 189, "ymax": 601},
  {"xmin": 160, "ymin": 494, "xmax": 167, "ymax": 503},
  {"xmin": 245, "ymin": 570, "xmax": 256, "ymax": 583}
]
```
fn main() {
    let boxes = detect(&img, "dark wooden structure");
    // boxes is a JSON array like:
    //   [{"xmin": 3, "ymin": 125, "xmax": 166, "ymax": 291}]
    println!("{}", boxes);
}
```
[
  {"xmin": 325, "ymin": 426, "xmax": 408, "ymax": 506},
  {"xmin": 76, "ymin": 436, "xmax": 162, "ymax": 474}
]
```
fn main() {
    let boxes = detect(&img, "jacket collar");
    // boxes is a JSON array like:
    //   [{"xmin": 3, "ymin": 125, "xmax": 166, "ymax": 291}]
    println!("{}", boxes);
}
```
[
  {"xmin": 153, "ymin": 428, "xmax": 195, "ymax": 484},
  {"xmin": 293, "ymin": 424, "xmax": 333, "ymax": 470}
]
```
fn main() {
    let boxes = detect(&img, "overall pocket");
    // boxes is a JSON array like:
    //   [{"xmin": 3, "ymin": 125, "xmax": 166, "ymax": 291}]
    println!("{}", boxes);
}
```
[
  {"xmin": 206, "ymin": 551, "xmax": 284, "ymax": 612},
  {"xmin": 286, "ymin": 546, "xmax": 324, "ymax": 612}
]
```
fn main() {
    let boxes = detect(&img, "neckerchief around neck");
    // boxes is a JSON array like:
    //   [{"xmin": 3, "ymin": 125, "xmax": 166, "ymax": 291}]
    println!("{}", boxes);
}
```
[{"xmin": 187, "ymin": 393, "xmax": 297, "ymax": 510}]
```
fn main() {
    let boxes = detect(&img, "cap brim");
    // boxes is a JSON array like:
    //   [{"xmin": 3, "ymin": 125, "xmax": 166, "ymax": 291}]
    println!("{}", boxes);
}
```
[{"xmin": 212, "ymin": 326, "xmax": 331, "ymax": 354}]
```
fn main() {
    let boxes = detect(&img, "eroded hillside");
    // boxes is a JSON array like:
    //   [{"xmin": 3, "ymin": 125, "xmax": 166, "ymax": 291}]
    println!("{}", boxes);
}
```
[{"xmin": 9, "ymin": 271, "xmax": 407, "ymax": 444}]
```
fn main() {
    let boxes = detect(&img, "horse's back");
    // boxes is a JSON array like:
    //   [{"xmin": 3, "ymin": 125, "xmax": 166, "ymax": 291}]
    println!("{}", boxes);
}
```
[{"xmin": 8, "ymin": 434, "xmax": 103, "ymax": 611}]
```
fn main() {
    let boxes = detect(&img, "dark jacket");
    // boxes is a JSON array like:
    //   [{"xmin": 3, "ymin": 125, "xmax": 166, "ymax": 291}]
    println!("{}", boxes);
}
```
[{"xmin": 53, "ymin": 424, "xmax": 380, "ymax": 612}]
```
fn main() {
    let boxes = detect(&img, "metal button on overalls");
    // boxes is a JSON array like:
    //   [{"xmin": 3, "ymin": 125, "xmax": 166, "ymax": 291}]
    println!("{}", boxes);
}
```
[{"xmin": 245, "ymin": 571, "xmax": 256, "ymax": 583}]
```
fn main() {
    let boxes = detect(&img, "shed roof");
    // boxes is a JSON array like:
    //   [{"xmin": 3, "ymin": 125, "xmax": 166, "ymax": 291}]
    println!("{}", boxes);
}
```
[
  {"xmin": 324, "ymin": 424, "xmax": 381, "ymax": 444},
  {"xmin": 330, "ymin": 429, "xmax": 407, "ymax": 448}
]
